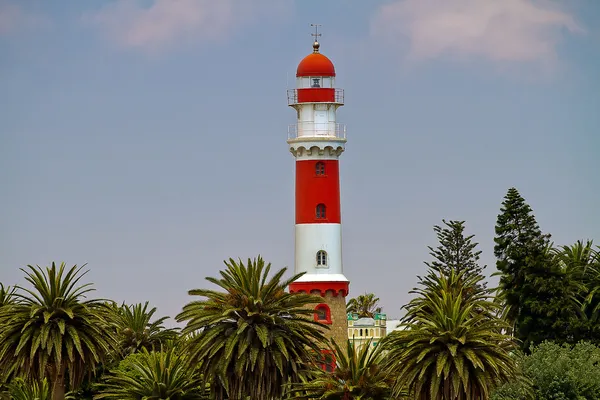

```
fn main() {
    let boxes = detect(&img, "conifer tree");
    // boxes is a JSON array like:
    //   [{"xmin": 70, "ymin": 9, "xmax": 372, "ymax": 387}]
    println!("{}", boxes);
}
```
[
  {"xmin": 426, "ymin": 219, "xmax": 486, "ymax": 283},
  {"xmin": 494, "ymin": 187, "xmax": 573, "ymax": 350}
]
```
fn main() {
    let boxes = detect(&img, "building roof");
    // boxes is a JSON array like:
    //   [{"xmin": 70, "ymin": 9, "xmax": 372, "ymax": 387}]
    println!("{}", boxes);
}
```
[
  {"xmin": 353, "ymin": 317, "xmax": 376, "ymax": 327},
  {"xmin": 296, "ymin": 42, "xmax": 336, "ymax": 77}
]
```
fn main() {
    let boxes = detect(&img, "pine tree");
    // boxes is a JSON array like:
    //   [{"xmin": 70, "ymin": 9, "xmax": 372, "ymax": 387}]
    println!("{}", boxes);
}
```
[
  {"xmin": 426, "ymin": 220, "xmax": 486, "ymax": 283},
  {"xmin": 494, "ymin": 187, "xmax": 573, "ymax": 350}
]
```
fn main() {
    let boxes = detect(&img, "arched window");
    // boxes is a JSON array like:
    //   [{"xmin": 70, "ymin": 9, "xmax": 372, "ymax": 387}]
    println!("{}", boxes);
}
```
[
  {"xmin": 316, "ymin": 250, "xmax": 327, "ymax": 267},
  {"xmin": 316, "ymin": 203, "xmax": 326, "ymax": 219},
  {"xmin": 320, "ymin": 350, "xmax": 336, "ymax": 372},
  {"xmin": 359, "ymin": 329, "xmax": 363, "ymax": 337},
  {"xmin": 314, "ymin": 304, "xmax": 332, "ymax": 324},
  {"xmin": 370, "ymin": 329, "xmax": 374, "ymax": 337},
  {"xmin": 315, "ymin": 162, "xmax": 325, "ymax": 176}
]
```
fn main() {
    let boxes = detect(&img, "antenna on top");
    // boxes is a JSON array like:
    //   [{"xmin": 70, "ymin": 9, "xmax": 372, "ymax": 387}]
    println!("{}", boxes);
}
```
[{"xmin": 310, "ymin": 23, "xmax": 322, "ymax": 52}]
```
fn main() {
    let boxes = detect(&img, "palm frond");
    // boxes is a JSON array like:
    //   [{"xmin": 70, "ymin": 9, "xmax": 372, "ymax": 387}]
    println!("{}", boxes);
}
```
[
  {"xmin": 176, "ymin": 255, "xmax": 328, "ymax": 400},
  {"xmin": 0, "ymin": 262, "xmax": 117, "ymax": 390},
  {"xmin": 382, "ymin": 269, "xmax": 517, "ymax": 400}
]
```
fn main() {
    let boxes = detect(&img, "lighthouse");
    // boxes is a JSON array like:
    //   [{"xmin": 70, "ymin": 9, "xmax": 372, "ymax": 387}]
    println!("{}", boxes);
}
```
[{"xmin": 287, "ymin": 28, "xmax": 349, "ymax": 352}]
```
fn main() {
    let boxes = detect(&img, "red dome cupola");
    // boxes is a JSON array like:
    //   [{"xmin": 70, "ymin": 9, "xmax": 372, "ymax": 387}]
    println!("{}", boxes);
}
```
[
  {"xmin": 296, "ymin": 42, "xmax": 336, "ymax": 77},
  {"xmin": 289, "ymin": 40, "xmax": 343, "ymax": 106}
]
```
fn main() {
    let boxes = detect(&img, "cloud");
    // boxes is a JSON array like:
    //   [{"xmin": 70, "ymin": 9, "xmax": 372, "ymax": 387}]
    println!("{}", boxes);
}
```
[
  {"xmin": 371, "ymin": 0, "xmax": 583, "ymax": 65},
  {"xmin": 85, "ymin": 0, "xmax": 287, "ymax": 53},
  {"xmin": 0, "ymin": 0, "xmax": 49, "ymax": 36}
]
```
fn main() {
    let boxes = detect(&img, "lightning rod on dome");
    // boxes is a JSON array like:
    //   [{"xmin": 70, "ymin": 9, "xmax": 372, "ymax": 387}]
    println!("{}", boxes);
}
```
[{"xmin": 310, "ymin": 23, "xmax": 322, "ymax": 52}]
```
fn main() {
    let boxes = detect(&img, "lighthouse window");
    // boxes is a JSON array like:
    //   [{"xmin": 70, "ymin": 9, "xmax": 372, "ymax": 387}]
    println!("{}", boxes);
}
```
[
  {"xmin": 315, "ymin": 307, "xmax": 326, "ymax": 320},
  {"xmin": 311, "ymin": 78, "xmax": 321, "ymax": 88},
  {"xmin": 320, "ymin": 350, "xmax": 336, "ymax": 372},
  {"xmin": 316, "ymin": 204, "xmax": 326, "ymax": 219},
  {"xmin": 316, "ymin": 250, "xmax": 328, "ymax": 267},
  {"xmin": 314, "ymin": 304, "xmax": 331, "ymax": 323},
  {"xmin": 315, "ymin": 162, "xmax": 325, "ymax": 176}
]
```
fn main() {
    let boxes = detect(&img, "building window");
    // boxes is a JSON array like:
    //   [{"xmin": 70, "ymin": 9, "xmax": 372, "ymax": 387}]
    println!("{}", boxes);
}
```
[
  {"xmin": 311, "ymin": 77, "xmax": 321, "ymax": 88},
  {"xmin": 315, "ymin": 161, "xmax": 325, "ymax": 176},
  {"xmin": 320, "ymin": 350, "xmax": 336, "ymax": 373},
  {"xmin": 316, "ymin": 203, "xmax": 326, "ymax": 219},
  {"xmin": 316, "ymin": 250, "xmax": 327, "ymax": 267},
  {"xmin": 314, "ymin": 304, "xmax": 332, "ymax": 324},
  {"xmin": 315, "ymin": 308, "xmax": 326, "ymax": 320},
  {"xmin": 359, "ymin": 329, "xmax": 363, "ymax": 337}
]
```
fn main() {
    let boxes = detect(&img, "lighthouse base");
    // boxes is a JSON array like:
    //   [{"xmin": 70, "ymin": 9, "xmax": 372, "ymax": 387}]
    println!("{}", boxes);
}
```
[
  {"xmin": 320, "ymin": 291, "xmax": 348, "ymax": 347},
  {"xmin": 290, "ymin": 282, "xmax": 349, "ymax": 348}
]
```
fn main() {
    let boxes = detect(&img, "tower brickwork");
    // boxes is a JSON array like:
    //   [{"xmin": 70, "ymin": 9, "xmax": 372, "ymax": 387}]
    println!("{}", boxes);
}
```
[{"xmin": 323, "ymin": 292, "xmax": 348, "ymax": 347}]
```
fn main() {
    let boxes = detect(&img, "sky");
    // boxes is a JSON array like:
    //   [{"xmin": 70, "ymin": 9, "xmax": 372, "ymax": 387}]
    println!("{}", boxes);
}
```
[{"xmin": 1, "ymin": 0, "xmax": 599, "ymax": 324}]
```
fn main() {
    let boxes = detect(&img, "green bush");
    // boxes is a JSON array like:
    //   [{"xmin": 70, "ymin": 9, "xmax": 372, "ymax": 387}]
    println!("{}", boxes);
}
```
[{"xmin": 492, "ymin": 341, "xmax": 600, "ymax": 400}]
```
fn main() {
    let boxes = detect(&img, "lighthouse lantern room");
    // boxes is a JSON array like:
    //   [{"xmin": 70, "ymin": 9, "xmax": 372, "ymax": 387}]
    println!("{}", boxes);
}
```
[{"xmin": 287, "ymin": 28, "xmax": 349, "ymax": 351}]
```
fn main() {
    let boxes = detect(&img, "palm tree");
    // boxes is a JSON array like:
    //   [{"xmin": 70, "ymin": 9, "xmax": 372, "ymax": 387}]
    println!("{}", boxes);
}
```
[
  {"xmin": 4, "ymin": 378, "xmax": 52, "ymax": 400},
  {"xmin": 382, "ymin": 269, "xmax": 516, "ymax": 399},
  {"xmin": 289, "ymin": 339, "xmax": 400, "ymax": 400},
  {"xmin": 176, "ymin": 256, "xmax": 327, "ymax": 400},
  {"xmin": 0, "ymin": 284, "xmax": 16, "ymax": 394},
  {"xmin": 94, "ymin": 347, "xmax": 209, "ymax": 399},
  {"xmin": 552, "ymin": 240, "xmax": 599, "ymax": 272},
  {"xmin": 346, "ymin": 293, "xmax": 382, "ymax": 318},
  {"xmin": 551, "ymin": 240, "xmax": 600, "ymax": 340},
  {"xmin": 551, "ymin": 240, "xmax": 596, "ymax": 300},
  {"xmin": 411, "ymin": 267, "xmax": 500, "ymax": 321},
  {"xmin": 0, "ymin": 283, "xmax": 16, "ymax": 308},
  {"xmin": 111, "ymin": 301, "xmax": 179, "ymax": 356},
  {"xmin": 0, "ymin": 262, "xmax": 117, "ymax": 400}
]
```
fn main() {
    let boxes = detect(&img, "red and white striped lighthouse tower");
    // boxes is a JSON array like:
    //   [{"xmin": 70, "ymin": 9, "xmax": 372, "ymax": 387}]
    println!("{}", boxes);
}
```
[{"xmin": 288, "ymin": 27, "xmax": 349, "ymax": 349}]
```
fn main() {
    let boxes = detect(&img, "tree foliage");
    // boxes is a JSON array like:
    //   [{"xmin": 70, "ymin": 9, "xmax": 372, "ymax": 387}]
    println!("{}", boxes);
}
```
[
  {"xmin": 346, "ymin": 293, "xmax": 382, "ymax": 318},
  {"xmin": 551, "ymin": 240, "xmax": 600, "ymax": 343},
  {"xmin": 494, "ymin": 188, "xmax": 574, "ymax": 349},
  {"xmin": 2, "ymin": 378, "xmax": 52, "ymax": 400},
  {"xmin": 0, "ymin": 284, "xmax": 16, "ymax": 308},
  {"xmin": 289, "ymin": 339, "xmax": 398, "ymax": 400},
  {"xmin": 111, "ymin": 301, "xmax": 179, "ymax": 356},
  {"xmin": 0, "ymin": 262, "xmax": 116, "ymax": 400},
  {"xmin": 426, "ymin": 220, "xmax": 486, "ymax": 285},
  {"xmin": 491, "ymin": 341, "xmax": 600, "ymax": 400},
  {"xmin": 382, "ymin": 268, "xmax": 516, "ymax": 400},
  {"xmin": 94, "ymin": 347, "xmax": 209, "ymax": 400},
  {"xmin": 0, "ymin": 208, "xmax": 596, "ymax": 400},
  {"xmin": 176, "ymin": 256, "xmax": 327, "ymax": 400}
]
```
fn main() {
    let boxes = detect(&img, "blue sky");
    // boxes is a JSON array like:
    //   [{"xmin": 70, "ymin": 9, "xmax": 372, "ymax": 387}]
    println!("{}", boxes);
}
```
[{"xmin": 1, "ymin": 0, "xmax": 599, "ymax": 323}]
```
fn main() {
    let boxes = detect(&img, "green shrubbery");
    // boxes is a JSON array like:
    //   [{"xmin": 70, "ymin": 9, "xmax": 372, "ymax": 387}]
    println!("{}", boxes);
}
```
[{"xmin": 492, "ymin": 341, "xmax": 600, "ymax": 400}]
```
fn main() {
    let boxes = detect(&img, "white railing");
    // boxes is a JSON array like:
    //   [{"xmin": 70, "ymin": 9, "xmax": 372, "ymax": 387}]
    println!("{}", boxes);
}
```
[
  {"xmin": 287, "ymin": 88, "xmax": 344, "ymax": 105},
  {"xmin": 287, "ymin": 89, "xmax": 297, "ymax": 105},
  {"xmin": 288, "ymin": 122, "xmax": 346, "ymax": 140}
]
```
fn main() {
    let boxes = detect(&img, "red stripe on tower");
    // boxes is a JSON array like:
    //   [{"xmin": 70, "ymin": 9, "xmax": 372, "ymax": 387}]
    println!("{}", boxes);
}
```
[
  {"xmin": 297, "ymin": 88, "xmax": 336, "ymax": 103},
  {"xmin": 295, "ymin": 160, "xmax": 341, "ymax": 224}
]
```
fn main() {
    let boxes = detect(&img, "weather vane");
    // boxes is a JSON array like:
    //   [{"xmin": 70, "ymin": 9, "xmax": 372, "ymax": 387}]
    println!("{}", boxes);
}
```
[
  {"xmin": 310, "ymin": 23, "xmax": 322, "ymax": 41},
  {"xmin": 310, "ymin": 23, "xmax": 322, "ymax": 52}
]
